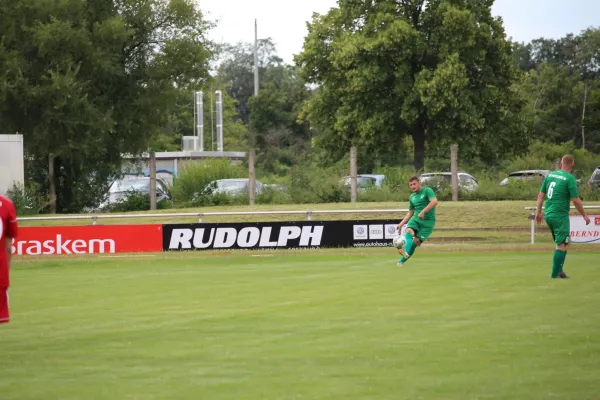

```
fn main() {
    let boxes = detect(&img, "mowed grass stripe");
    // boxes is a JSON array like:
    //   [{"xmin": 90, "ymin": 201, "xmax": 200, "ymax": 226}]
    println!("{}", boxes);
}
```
[{"xmin": 1, "ymin": 251, "xmax": 599, "ymax": 400}]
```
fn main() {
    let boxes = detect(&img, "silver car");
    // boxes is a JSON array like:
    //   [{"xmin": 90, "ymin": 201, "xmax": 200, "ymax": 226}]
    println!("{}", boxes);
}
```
[
  {"xmin": 99, "ymin": 177, "xmax": 172, "ymax": 209},
  {"xmin": 204, "ymin": 179, "xmax": 265, "ymax": 196},
  {"xmin": 420, "ymin": 172, "xmax": 479, "ymax": 191},
  {"xmin": 500, "ymin": 170, "xmax": 550, "ymax": 186}
]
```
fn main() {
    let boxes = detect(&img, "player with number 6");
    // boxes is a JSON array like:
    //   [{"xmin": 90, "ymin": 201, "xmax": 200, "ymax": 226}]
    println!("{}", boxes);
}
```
[{"xmin": 535, "ymin": 155, "xmax": 590, "ymax": 279}]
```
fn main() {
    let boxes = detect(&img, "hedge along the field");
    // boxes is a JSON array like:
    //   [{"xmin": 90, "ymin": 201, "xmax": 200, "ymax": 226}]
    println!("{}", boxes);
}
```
[{"xmin": 170, "ymin": 159, "xmax": 247, "ymax": 207}]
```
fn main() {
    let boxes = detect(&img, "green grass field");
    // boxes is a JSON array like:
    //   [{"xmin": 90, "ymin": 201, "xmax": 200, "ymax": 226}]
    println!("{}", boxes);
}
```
[{"xmin": 2, "ymin": 250, "xmax": 600, "ymax": 400}]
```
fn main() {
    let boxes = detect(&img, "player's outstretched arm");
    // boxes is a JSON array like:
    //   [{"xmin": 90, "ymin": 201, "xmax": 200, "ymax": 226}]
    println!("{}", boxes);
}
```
[{"xmin": 572, "ymin": 197, "xmax": 591, "ymax": 225}]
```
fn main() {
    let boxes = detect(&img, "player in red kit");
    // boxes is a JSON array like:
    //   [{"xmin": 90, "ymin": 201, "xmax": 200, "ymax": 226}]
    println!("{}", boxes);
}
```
[{"xmin": 0, "ymin": 195, "xmax": 18, "ymax": 324}]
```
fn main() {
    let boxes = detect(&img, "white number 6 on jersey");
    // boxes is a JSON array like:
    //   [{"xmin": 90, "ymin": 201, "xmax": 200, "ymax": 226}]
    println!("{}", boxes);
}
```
[{"xmin": 547, "ymin": 181, "xmax": 556, "ymax": 199}]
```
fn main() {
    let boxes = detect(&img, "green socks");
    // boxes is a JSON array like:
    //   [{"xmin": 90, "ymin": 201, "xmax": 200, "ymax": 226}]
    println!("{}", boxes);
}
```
[
  {"xmin": 404, "ymin": 232, "xmax": 414, "ymax": 252},
  {"xmin": 551, "ymin": 250, "xmax": 566, "ymax": 278},
  {"xmin": 399, "ymin": 233, "xmax": 417, "ymax": 264}
]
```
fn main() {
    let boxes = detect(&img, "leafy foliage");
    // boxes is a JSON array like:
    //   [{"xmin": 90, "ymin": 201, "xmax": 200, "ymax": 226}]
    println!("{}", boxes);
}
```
[
  {"xmin": 296, "ymin": 0, "xmax": 528, "ymax": 171},
  {"xmin": 170, "ymin": 159, "xmax": 246, "ymax": 207},
  {"xmin": 0, "ymin": 0, "xmax": 214, "ymax": 212}
]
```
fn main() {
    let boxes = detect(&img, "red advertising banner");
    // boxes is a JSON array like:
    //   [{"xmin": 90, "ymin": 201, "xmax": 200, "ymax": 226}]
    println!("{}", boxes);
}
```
[{"xmin": 12, "ymin": 225, "xmax": 163, "ymax": 256}]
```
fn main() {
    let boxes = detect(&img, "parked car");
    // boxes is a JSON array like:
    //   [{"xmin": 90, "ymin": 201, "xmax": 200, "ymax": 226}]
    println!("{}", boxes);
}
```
[
  {"xmin": 419, "ymin": 172, "xmax": 479, "ymax": 192},
  {"xmin": 98, "ymin": 176, "xmax": 172, "ymax": 210},
  {"xmin": 203, "ymin": 178, "xmax": 265, "ymax": 196},
  {"xmin": 588, "ymin": 166, "xmax": 600, "ymax": 188},
  {"xmin": 500, "ymin": 170, "xmax": 550, "ymax": 186},
  {"xmin": 264, "ymin": 183, "xmax": 288, "ymax": 192},
  {"xmin": 340, "ymin": 174, "xmax": 386, "ymax": 190},
  {"xmin": 120, "ymin": 169, "xmax": 175, "ymax": 186}
]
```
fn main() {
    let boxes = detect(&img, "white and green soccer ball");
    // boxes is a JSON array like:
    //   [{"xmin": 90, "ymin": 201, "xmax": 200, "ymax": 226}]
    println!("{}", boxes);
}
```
[{"xmin": 392, "ymin": 234, "xmax": 406, "ymax": 249}]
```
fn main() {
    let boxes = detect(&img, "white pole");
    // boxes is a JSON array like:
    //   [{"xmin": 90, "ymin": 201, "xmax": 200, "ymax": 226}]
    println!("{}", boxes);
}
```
[
  {"xmin": 196, "ymin": 91, "xmax": 204, "ymax": 151},
  {"xmin": 530, "ymin": 210, "xmax": 536, "ymax": 244},
  {"xmin": 210, "ymin": 92, "xmax": 214, "ymax": 151},
  {"xmin": 254, "ymin": 19, "xmax": 259, "ymax": 97},
  {"xmin": 215, "ymin": 90, "xmax": 223, "ymax": 152}
]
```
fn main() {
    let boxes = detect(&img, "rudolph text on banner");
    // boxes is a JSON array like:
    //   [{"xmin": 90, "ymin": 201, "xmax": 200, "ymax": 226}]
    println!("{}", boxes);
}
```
[
  {"xmin": 569, "ymin": 214, "xmax": 600, "ymax": 244},
  {"xmin": 12, "ymin": 225, "xmax": 163, "ymax": 256},
  {"xmin": 163, "ymin": 220, "xmax": 398, "ymax": 251}
]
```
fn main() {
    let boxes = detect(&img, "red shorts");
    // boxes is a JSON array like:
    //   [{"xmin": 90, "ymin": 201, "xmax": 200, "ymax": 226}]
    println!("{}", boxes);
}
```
[{"xmin": 0, "ymin": 288, "xmax": 9, "ymax": 324}]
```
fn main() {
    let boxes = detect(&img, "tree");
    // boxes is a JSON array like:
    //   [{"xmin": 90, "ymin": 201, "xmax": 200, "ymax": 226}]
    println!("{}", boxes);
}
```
[
  {"xmin": 247, "ymin": 65, "xmax": 313, "ymax": 174},
  {"xmin": 296, "ymin": 0, "xmax": 528, "ymax": 171},
  {"xmin": 513, "ymin": 28, "xmax": 600, "ymax": 153},
  {"xmin": 0, "ymin": 0, "xmax": 214, "ymax": 212},
  {"xmin": 215, "ymin": 38, "xmax": 283, "ymax": 124}
]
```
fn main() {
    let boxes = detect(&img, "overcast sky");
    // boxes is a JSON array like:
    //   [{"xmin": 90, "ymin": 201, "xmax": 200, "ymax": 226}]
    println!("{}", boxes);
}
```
[{"xmin": 197, "ymin": 0, "xmax": 600, "ymax": 64}]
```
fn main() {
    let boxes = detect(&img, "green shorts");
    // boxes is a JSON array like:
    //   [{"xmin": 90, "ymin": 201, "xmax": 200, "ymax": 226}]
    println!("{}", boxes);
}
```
[
  {"xmin": 545, "ymin": 214, "xmax": 571, "ymax": 246},
  {"xmin": 406, "ymin": 217, "xmax": 435, "ymax": 242}
]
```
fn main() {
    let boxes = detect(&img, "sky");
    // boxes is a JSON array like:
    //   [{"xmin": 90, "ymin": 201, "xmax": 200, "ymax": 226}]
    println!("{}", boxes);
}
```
[{"xmin": 197, "ymin": 0, "xmax": 600, "ymax": 65}]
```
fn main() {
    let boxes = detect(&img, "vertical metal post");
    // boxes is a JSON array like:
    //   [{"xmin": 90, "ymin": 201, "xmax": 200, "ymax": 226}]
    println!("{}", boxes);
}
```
[
  {"xmin": 195, "ymin": 91, "xmax": 204, "ymax": 151},
  {"xmin": 215, "ymin": 90, "xmax": 223, "ymax": 152},
  {"xmin": 254, "ymin": 19, "xmax": 259, "ymax": 97},
  {"xmin": 210, "ymin": 92, "xmax": 214, "ymax": 151}
]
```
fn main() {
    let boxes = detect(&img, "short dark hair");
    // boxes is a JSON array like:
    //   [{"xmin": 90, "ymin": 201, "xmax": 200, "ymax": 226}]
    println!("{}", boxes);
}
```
[{"xmin": 408, "ymin": 176, "xmax": 420, "ymax": 183}]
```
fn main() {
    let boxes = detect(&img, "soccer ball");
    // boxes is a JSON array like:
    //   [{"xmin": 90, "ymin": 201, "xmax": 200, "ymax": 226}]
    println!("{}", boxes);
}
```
[{"xmin": 392, "ymin": 234, "xmax": 406, "ymax": 249}]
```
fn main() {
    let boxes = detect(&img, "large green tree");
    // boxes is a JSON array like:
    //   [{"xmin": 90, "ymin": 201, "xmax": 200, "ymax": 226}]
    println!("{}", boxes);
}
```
[
  {"xmin": 0, "ymin": 0, "xmax": 214, "ymax": 212},
  {"xmin": 296, "ymin": 0, "xmax": 527, "ymax": 171}
]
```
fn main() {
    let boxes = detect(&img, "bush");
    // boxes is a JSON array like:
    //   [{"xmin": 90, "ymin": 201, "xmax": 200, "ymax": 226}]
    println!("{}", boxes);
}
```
[
  {"xmin": 256, "ymin": 187, "xmax": 293, "ymax": 205},
  {"xmin": 5, "ymin": 182, "xmax": 48, "ymax": 215},
  {"xmin": 501, "ymin": 140, "xmax": 600, "ymax": 180},
  {"xmin": 107, "ymin": 190, "xmax": 173, "ymax": 212},
  {"xmin": 286, "ymin": 164, "xmax": 351, "ymax": 204},
  {"xmin": 460, "ymin": 178, "xmax": 540, "ymax": 201},
  {"xmin": 579, "ymin": 185, "xmax": 600, "ymax": 202},
  {"xmin": 171, "ymin": 159, "xmax": 246, "ymax": 207}
]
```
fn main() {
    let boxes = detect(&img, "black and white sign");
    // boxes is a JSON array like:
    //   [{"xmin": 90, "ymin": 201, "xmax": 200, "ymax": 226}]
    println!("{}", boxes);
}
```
[{"xmin": 162, "ymin": 220, "xmax": 399, "ymax": 251}]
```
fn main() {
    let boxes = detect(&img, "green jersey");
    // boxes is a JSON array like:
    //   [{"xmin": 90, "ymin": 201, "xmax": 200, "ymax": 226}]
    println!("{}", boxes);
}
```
[
  {"xmin": 540, "ymin": 170, "xmax": 579, "ymax": 216},
  {"xmin": 409, "ymin": 187, "xmax": 437, "ymax": 221}
]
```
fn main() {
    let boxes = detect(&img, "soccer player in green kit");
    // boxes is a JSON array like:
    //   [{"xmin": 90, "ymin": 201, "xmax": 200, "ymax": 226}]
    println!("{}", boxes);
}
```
[
  {"xmin": 396, "ymin": 176, "xmax": 438, "ymax": 267},
  {"xmin": 536, "ymin": 155, "xmax": 591, "ymax": 279}
]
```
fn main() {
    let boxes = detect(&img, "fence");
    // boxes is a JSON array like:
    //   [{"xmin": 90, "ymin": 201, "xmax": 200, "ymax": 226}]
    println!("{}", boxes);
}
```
[{"xmin": 18, "ymin": 208, "xmax": 409, "ymax": 225}]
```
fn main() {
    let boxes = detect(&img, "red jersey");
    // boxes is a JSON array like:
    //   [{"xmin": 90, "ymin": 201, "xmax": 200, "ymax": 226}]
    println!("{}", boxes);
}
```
[{"xmin": 0, "ymin": 195, "xmax": 18, "ymax": 287}]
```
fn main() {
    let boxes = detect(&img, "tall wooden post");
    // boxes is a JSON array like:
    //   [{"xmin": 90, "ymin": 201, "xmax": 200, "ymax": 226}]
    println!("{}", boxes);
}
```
[
  {"xmin": 450, "ymin": 144, "xmax": 459, "ymax": 201},
  {"xmin": 149, "ymin": 151, "xmax": 157, "ymax": 210},
  {"xmin": 350, "ymin": 146, "xmax": 358, "ymax": 203}
]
